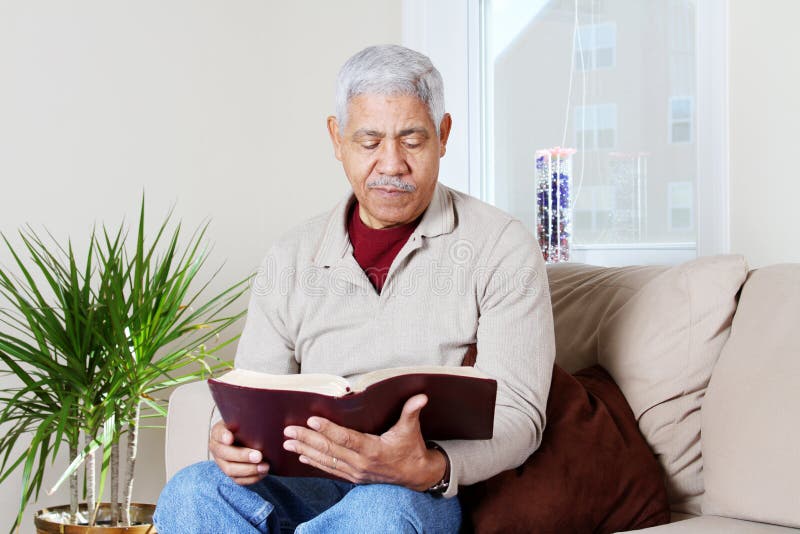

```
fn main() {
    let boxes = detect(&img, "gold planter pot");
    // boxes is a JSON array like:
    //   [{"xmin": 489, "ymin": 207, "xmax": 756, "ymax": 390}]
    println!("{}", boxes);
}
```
[{"xmin": 34, "ymin": 503, "xmax": 156, "ymax": 534}]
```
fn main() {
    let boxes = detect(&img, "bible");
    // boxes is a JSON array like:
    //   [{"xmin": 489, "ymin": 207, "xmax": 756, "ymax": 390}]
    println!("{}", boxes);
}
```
[{"xmin": 208, "ymin": 366, "xmax": 498, "ymax": 477}]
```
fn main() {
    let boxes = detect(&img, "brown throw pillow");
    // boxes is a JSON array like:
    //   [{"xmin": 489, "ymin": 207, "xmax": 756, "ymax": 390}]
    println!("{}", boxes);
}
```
[{"xmin": 459, "ymin": 365, "xmax": 670, "ymax": 534}]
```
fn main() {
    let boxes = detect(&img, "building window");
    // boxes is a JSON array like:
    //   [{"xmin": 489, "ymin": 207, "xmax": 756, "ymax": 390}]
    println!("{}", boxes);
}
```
[
  {"xmin": 575, "ymin": 104, "xmax": 617, "ymax": 150},
  {"xmin": 576, "ymin": 22, "xmax": 617, "ymax": 70},
  {"xmin": 669, "ymin": 96, "xmax": 693, "ymax": 143},
  {"xmin": 574, "ymin": 185, "xmax": 616, "ymax": 235},
  {"xmin": 668, "ymin": 181, "xmax": 694, "ymax": 231}
]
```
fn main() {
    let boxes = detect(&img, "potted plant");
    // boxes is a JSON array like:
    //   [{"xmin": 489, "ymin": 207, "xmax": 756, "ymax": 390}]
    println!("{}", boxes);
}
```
[{"xmin": 0, "ymin": 201, "xmax": 248, "ymax": 532}]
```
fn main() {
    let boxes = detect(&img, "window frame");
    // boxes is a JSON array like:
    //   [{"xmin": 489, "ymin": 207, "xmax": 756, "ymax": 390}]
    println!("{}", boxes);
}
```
[{"xmin": 402, "ymin": 0, "xmax": 729, "ymax": 266}]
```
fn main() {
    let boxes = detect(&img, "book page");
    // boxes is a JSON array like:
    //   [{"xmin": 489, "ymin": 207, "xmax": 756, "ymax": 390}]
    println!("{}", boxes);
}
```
[
  {"xmin": 215, "ymin": 369, "xmax": 353, "ymax": 397},
  {"xmin": 350, "ymin": 365, "xmax": 493, "ymax": 392}
]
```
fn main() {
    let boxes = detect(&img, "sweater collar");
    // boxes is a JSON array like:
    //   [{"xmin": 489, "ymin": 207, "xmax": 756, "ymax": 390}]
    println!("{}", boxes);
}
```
[{"xmin": 313, "ymin": 182, "xmax": 455, "ymax": 267}]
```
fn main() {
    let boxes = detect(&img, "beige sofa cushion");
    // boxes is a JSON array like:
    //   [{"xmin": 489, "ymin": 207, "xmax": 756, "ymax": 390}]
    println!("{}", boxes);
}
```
[
  {"xmin": 631, "ymin": 515, "xmax": 800, "ymax": 533},
  {"xmin": 546, "ymin": 263, "xmax": 669, "ymax": 373},
  {"xmin": 702, "ymin": 265, "xmax": 800, "ymax": 528},
  {"xmin": 165, "ymin": 380, "xmax": 216, "ymax": 480},
  {"xmin": 597, "ymin": 255, "xmax": 748, "ymax": 514}
]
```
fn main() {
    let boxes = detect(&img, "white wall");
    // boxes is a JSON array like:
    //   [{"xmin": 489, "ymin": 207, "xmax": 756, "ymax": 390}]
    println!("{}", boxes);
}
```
[
  {"xmin": 729, "ymin": 0, "xmax": 800, "ymax": 268},
  {"xmin": 0, "ymin": 1, "xmax": 401, "ymax": 531}
]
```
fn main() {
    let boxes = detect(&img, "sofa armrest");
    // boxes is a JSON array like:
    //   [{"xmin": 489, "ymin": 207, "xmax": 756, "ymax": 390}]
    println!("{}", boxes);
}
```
[{"xmin": 164, "ymin": 380, "xmax": 216, "ymax": 480}]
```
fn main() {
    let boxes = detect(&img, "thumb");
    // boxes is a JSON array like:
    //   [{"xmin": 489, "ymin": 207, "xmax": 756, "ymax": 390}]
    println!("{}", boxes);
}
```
[{"xmin": 397, "ymin": 394, "xmax": 428, "ymax": 431}]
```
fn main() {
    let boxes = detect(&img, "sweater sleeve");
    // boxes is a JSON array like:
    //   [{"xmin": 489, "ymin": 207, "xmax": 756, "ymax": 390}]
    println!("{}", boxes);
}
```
[
  {"xmin": 434, "ymin": 219, "xmax": 555, "ymax": 498},
  {"xmin": 234, "ymin": 250, "xmax": 299, "ymax": 375}
]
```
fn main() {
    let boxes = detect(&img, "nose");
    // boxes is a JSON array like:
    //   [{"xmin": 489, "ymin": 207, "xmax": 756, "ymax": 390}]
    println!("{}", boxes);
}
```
[{"xmin": 376, "ymin": 139, "xmax": 409, "ymax": 176}]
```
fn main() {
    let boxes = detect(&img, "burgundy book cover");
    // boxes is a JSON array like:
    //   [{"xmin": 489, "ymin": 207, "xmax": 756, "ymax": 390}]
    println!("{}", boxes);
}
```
[{"xmin": 208, "ymin": 372, "xmax": 497, "ymax": 478}]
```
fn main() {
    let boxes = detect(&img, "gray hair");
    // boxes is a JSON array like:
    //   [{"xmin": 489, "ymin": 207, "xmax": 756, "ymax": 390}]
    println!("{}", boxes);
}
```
[{"xmin": 335, "ymin": 44, "xmax": 445, "ymax": 135}]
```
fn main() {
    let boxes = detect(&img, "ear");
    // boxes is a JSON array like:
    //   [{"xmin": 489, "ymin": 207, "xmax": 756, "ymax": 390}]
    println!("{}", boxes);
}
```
[
  {"xmin": 327, "ymin": 116, "xmax": 344, "ymax": 162},
  {"xmin": 438, "ymin": 113, "xmax": 453, "ymax": 158}
]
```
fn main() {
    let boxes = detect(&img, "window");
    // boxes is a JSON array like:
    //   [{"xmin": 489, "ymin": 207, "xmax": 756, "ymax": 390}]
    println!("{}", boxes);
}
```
[
  {"xmin": 669, "ymin": 97, "xmax": 693, "ymax": 144},
  {"xmin": 403, "ymin": 0, "xmax": 729, "ymax": 264},
  {"xmin": 482, "ymin": 0, "xmax": 698, "ymax": 254},
  {"xmin": 575, "ymin": 104, "xmax": 617, "ymax": 150},
  {"xmin": 576, "ymin": 23, "xmax": 616, "ymax": 70}
]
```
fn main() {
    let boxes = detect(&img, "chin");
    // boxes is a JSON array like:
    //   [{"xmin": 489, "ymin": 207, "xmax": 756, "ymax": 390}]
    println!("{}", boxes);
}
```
[
  {"xmin": 368, "ymin": 197, "xmax": 413, "ymax": 214},
  {"xmin": 370, "ymin": 206, "xmax": 418, "ymax": 226}
]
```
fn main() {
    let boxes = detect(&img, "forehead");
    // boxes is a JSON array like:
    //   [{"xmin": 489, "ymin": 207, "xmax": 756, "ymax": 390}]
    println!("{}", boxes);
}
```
[{"xmin": 345, "ymin": 93, "xmax": 434, "ymax": 133}]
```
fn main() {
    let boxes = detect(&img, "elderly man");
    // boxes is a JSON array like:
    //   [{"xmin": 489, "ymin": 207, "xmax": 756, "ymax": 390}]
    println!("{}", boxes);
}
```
[{"xmin": 154, "ymin": 44, "xmax": 554, "ymax": 533}]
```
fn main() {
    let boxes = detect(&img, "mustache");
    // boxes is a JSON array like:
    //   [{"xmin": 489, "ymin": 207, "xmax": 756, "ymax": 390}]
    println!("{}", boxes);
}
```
[{"xmin": 366, "ymin": 176, "xmax": 417, "ymax": 192}]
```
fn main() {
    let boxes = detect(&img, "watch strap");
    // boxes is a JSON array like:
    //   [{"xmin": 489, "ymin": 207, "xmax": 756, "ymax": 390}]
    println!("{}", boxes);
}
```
[{"xmin": 424, "ymin": 441, "xmax": 450, "ymax": 495}]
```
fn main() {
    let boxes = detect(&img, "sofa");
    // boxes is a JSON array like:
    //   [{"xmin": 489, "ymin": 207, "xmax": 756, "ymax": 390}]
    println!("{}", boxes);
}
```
[{"xmin": 164, "ymin": 255, "xmax": 800, "ymax": 532}]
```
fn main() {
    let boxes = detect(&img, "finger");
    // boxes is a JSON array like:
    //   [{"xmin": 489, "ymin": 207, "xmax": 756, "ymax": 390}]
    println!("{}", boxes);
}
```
[
  {"xmin": 216, "ymin": 457, "xmax": 270, "ymax": 479},
  {"xmin": 210, "ymin": 440, "xmax": 264, "ymax": 465},
  {"xmin": 296, "ymin": 453, "xmax": 359, "ymax": 484},
  {"xmin": 210, "ymin": 422, "xmax": 234, "ymax": 445},
  {"xmin": 283, "ymin": 426, "xmax": 362, "ymax": 467},
  {"xmin": 395, "ymin": 394, "xmax": 428, "ymax": 431},
  {"xmin": 306, "ymin": 417, "xmax": 365, "ymax": 453},
  {"xmin": 283, "ymin": 432, "xmax": 365, "ymax": 481}
]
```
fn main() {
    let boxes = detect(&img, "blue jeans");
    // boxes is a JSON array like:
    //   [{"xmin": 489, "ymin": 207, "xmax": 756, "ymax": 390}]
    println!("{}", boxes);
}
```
[{"xmin": 154, "ymin": 461, "xmax": 462, "ymax": 533}]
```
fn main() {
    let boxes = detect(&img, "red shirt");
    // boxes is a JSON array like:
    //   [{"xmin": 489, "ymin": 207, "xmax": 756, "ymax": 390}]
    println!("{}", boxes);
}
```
[{"xmin": 347, "ymin": 202, "xmax": 420, "ymax": 293}]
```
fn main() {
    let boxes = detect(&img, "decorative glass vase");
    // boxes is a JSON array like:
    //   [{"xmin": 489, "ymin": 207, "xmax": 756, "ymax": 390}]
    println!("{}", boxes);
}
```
[{"xmin": 536, "ymin": 147, "xmax": 575, "ymax": 263}]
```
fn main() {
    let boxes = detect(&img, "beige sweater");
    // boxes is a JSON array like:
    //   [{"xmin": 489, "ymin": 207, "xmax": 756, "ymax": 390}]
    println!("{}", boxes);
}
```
[{"xmin": 235, "ymin": 183, "xmax": 555, "ymax": 498}]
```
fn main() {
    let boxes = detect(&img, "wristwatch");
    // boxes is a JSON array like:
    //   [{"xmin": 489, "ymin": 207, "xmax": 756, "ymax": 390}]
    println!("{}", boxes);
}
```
[{"xmin": 425, "ymin": 441, "xmax": 451, "ymax": 495}]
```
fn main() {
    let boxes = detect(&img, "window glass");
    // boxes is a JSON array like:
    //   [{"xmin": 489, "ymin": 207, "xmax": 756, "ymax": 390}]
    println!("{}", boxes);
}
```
[{"xmin": 485, "ymin": 0, "xmax": 697, "ymax": 248}]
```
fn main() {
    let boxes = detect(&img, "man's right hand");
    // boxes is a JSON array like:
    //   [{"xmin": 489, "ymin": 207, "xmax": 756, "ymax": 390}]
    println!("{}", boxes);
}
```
[{"xmin": 209, "ymin": 420, "xmax": 270, "ymax": 485}]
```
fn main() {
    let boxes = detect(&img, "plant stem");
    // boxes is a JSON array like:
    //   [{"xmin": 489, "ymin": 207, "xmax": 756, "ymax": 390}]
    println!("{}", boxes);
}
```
[
  {"xmin": 86, "ymin": 433, "xmax": 97, "ymax": 526},
  {"xmin": 122, "ymin": 401, "xmax": 140, "ymax": 526},
  {"xmin": 69, "ymin": 441, "xmax": 79, "ymax": 525},
  {"xmin": 111, "ymin": 436, "xmax": 120, "ymax": 526}
]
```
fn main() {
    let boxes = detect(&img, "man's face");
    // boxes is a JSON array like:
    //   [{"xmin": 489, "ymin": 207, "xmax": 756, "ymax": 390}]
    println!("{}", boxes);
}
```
[{"xmin": 328, "ymin": 94, "xmax": 452, "ymax": 229}]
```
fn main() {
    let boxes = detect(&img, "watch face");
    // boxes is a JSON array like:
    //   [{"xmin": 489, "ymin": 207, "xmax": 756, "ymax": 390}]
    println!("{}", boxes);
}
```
[{"xmin": 426, "ymin": 480, "xmax": 449, "ymax": 495}]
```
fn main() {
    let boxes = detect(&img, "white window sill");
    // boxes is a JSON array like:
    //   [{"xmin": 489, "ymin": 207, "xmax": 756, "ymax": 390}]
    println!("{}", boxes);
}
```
[{"xmin": 568, "ymin": 243, "xmax": 696, "ymax": 267}]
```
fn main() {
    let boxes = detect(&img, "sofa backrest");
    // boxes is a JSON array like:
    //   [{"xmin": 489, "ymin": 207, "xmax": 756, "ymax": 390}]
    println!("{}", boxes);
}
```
[
  {"xmin": 546, "ymin": 263, "xmax": 668, "ymax": 373},
  {"xmin": 701, "ymin": 264, "xmax": 800, "ymax": 529},
  {"xmin": 546, "ymin": 255, "xmax": 748, "ymax": 515}
]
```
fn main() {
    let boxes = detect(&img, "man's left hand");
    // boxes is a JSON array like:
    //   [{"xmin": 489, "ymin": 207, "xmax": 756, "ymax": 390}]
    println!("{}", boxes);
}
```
[{"xmin": 282, "ymin": 394, "xmax": 446, "ymax": 491}]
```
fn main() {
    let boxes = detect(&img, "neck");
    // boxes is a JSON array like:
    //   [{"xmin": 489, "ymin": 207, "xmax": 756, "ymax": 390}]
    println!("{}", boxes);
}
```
[{"xmin": 358, "ymin": 205, "xmax": 419, "ymax": 229}]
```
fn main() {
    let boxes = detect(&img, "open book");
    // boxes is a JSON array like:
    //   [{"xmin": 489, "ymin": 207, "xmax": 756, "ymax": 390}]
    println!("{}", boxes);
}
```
[{"xmin": 208, "ymin": 366, "xmax": 497, "ymax": 478}]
